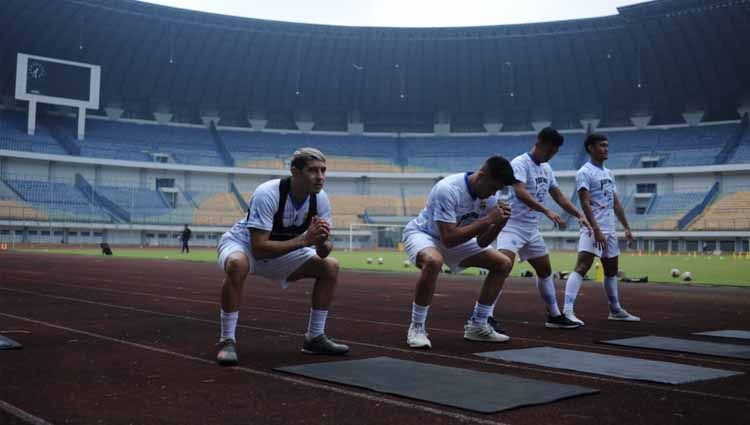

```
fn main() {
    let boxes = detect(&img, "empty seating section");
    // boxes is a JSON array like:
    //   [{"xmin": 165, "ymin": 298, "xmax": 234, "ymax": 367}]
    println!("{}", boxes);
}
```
[
  {"xmin": 328, "ymin": 195, "xmax": 402, "ymax": 227},
  {"xmin": 222, "ymin": 131, "xmax": 401, "ymax": 171},
  {"xmin": 627, "ymin": 192, "xmax": 707, "ymax": 230},
  {"xmin": 689, "ymin": 192, "xmax": 750, "ymax": 230},
  {"xmin": 191, "ymin": 191, "xmax": 246, "ymax": 226},
  {"xmin": 606, "ymin": 125, "xmax": 737, "ymax": 168},
  {"xmin": 0, "ymin": 110, "xmax": 67, "ymax": 155},
  {"xmin": 729, "ymin": 129, "xmax": 750, "ymax": 164},
  {"xmin": 4, "ymin": 179, "xmax": 112, "ymax": 222},
  {"xmin": 80, "ymin": 120, "xmax": 224, "ymax": 165},
  {"xmin": 95, "ymin": 186, "xmax": 171, "ymax": 223}
]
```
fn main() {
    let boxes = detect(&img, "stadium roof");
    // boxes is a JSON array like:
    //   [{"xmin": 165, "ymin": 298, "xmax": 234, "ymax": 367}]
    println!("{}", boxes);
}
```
[{"xmin": 1, "ymin": 0, "xmax": 749, "ymax": 131}]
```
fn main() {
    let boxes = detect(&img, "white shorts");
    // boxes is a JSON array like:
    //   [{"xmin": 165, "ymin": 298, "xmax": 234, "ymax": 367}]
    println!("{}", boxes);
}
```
[
  {"xmin": 578, "ymin": 229, "xmax": 620, "ymax": 259},
  {"xmin": 496, "ymin": 225, "xmax": 549, "ymax": 262},
  {"xmin": 402, "ymin": 228, "xmax": 489, "ymax": 273},
  {"xmin": 216, "ymin": 232, "xmax": 316, "ymax": 289}
]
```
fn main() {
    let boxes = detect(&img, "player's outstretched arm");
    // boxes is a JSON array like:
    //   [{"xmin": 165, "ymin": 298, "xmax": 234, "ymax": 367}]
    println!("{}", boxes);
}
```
[
  {"xmin": 550, "ymin": 186, "xmax": 591, "ymax": 232},
  {"xmin": 514, "ymin": 182, "xmax": 565, "ymax": 228}
]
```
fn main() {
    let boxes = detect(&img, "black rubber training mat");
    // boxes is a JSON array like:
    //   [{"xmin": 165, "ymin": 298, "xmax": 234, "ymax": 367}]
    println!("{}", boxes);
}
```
[
  {"xmin": 476, "ymin": 347, "xmax": 741, "ymax": 384},
  {"xmin": 694, "ymin": 330, "xmax": 750, "ymax": 341},
  {"xmin": 0, "ymin": 335, "xmax": 22, "ymax": 350},
  {"xmin": 275, "ymin": 356, "xmax": 598, "ymax": 413},
  {"xmin": 601, "ymin": 336, "xmax": 750, "ymax": 360}
]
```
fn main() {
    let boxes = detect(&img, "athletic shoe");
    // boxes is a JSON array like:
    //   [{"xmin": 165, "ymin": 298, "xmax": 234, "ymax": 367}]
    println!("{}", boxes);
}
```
[
  {"xmin": 545, "ymin": 314, "xmax": 581, "ymax": 329},
  {"xmin": 608, "ymin": 308, "xmax": 641, "ymax": 322},
  {"xmin": 464, "ymin": 321, "xmax": 510, "ymax": 342},
  {"xmin": 216, "ymin": 339, "xmax": 238, "ymax": 366},
  {"xmin": 407, "ymin": 324, "xmax": 432, "ymax": 349},
  {"xmin": 487, "ymin": 316, "xmax": 506, "ymax": 334},
  {"xmin": 301, "ymin": 334, "xmax": 350, "ymax": 355},
  {"xmin": 564, "ymin": 311, "xmax": 586, "ymax": 326}
]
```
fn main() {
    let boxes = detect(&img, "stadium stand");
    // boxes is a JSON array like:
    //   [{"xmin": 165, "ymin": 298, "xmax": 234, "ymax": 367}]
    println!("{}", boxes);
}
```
[
  {"xmin": 688, "ymin": 192, "xmax": 750, "ymax": 231},
  {"xmin": 0, "ymin": 110, "xmax": 67, "ymax": 155}
]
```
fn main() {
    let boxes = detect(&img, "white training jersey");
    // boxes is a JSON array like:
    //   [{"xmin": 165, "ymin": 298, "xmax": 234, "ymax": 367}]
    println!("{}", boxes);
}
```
[
  {"xmin": 576, "ymin": 161, "xmax": 617, "ymax": 233},
  {"xmin": 226, "ymin": 179, "xmax": 333, "ymax": 245},
  {"xmin": 506, "ymin": 153, "xmax": 559, "ymax": 230},
  {"xmin": 405, "ymin": 172, "xmax": 499, "ymax": 239}
]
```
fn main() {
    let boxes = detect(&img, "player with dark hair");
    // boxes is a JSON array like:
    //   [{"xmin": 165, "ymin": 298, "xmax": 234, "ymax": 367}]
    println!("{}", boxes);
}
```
[
  {"xmin": 562, "ymin": 133, "xmax": 640, "ymax": 325},
  {"xmin": 494, "ymin": 127, "xmax": 591, "ymax": 329},
  {"xmin": 402, "ymin": 155, "xmax": 517, "ymax": 349}
]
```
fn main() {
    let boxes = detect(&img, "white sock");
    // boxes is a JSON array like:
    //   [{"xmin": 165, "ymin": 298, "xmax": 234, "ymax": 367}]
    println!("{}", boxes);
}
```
[
  {"xmin": 307, "ymin": 309, "xmax": 328, "ymax": 338},
  {"xmin": 470, "ymin": 302, "xmax": 494, "ymax": 325},
  {"xmin": 563, "ymin": 272, "xmax": 584, "ymax": 314},
  {"xmin": 411, "ymin": 303, "xmax": 429, "ymax": 328},
  {"xmin": 220, "ymin": 310, "xmax": 239, "ymax": 342},
  {"xmin": 604, "ymin": 276, "xmax": 622, "ymax": 313},
  {"xmin": 537, "ymin": 276, "xmax": 561, "ymax": 316},
  {"xmin": 490, "ymin": 289, "xmax": 503, "ymax": 317}
]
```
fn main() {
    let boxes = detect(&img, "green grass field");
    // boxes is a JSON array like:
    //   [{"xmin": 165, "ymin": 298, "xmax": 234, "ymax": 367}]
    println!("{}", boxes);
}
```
[{"xmin": 16, "ymin": 247, "xmax": 750, "ymax": 286}]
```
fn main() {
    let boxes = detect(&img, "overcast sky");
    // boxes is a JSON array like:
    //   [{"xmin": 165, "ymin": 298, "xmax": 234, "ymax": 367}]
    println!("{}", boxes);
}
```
[{"xmin": 139, "ymin": 0, "xmax": 645, "ymax": 27}]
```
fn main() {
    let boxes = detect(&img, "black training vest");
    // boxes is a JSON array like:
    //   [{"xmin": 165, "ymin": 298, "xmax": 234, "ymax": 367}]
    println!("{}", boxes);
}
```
[{"xmin": 269, "ymin": 177, "xmax": 317, "ymax": 241}]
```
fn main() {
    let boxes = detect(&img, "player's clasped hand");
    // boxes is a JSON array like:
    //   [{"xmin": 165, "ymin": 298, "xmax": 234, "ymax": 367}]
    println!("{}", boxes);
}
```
[
  {"xmin": 487, "ymin": 202, "xmax": 511, "ymax": 227},
  {"xmin": 305, "ymin": 216, "xmax": 330, "ymax": 246}
]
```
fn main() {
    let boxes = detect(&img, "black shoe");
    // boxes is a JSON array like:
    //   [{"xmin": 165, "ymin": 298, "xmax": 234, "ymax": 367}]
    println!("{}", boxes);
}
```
[
  {"xmin": 216, "ymin": 339, "xmax": 239, "ymax": 366},
  {"xmin": 487, "ymin": 316, "xmax": 506, "ymax": 334},
  {"xmin": 545, "ymin": 314, "xmax": 581, "ymax": 329},
  {"xmin": 302, "ymin": 334, "xmax": 350, "ymax": 355}
]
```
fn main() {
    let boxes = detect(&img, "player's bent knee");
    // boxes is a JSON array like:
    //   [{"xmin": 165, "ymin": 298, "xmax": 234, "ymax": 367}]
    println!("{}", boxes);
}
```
[
  {"xmin": 225, "ymin": 255, "xmax": 249, "ymax": 277},
  {"xmin": 419, "ymin": 253, "xmax": 444, "ymax": 273},
  {"xmin": 492, "ymin": 254, "xmax": 512, "ymax": 274},
  {"xmin": 323, "ymin": 257, "xmax": 340, "ymax": 277}
]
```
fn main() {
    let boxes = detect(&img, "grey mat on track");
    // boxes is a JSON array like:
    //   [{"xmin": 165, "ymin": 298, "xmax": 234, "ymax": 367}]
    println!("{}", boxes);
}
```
[
  {"xmin": 476, "ymin": 347, "xmax": 741, "ymax": 384},
  {"xmin": 275, "ymin": 356, "xmax": 598, "ymax": 413},
  {"xmin": 694, "ymin": 330, "xmax": 750, "ymax": 341},
  {"xmin": 0, "ymin": 335, "xmax": 22, "ymax": 350},
  {"xmin": 602, "ymin": 336, "xmax": 750, "ymax": 360}
]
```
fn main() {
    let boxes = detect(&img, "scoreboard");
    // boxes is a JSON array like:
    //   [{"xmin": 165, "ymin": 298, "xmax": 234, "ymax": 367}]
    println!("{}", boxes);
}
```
[{"xmin": 15, "ymin": 53, "xmax": 100, "ymax": 109}]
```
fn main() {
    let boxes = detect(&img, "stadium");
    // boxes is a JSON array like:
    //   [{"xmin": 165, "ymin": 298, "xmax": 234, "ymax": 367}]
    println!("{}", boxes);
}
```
[{"xmin": 1, "ymin": 0, "xmax": 749, "ymax": 424}]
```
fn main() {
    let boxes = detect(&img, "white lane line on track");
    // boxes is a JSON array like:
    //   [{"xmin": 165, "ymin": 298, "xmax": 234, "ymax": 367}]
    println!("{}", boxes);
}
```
[
  {"xmin": 5, "ymin": 278, "xmax": 747, "ymax": 368},
  {"xmin": 0, "ymin": 312, "xmax": 508, "ymax": 425},
  {"xmin": 1, "ymin": 285, "xmax": 749, "ymax": 404},
  {"xmin": 0, "ymin": 399, "xmax": 54, "ymax": 425}
]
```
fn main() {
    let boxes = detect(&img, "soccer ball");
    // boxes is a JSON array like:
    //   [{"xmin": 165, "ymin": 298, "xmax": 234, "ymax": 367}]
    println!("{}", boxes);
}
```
[
  {"xmin": 682, "ymin": 271, "xmax": 693, "ymax": 281},
  {"xmin": 378, "ymin": 257, "xmax": 384, "ymax": 265},
  {"xmin": 366, "ymin": 257, "xmax": 373, "ymax": 264},
  {"xmin": 403, "ymin": 260, "xmax": 410, "ymax": 268},
  {"xmin": 670, "ymin": 268, "xmax": 680, "ymax": 277}
]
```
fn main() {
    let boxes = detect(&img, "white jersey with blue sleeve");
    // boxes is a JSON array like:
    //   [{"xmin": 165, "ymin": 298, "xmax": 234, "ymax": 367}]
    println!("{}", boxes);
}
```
[
  {"xmin": 506, "ymin": 153, "xmax": 559, "ymax": 230},
  {"xmin": 576, "ymin": 162, "xmax": 617, "ymax": 233}
]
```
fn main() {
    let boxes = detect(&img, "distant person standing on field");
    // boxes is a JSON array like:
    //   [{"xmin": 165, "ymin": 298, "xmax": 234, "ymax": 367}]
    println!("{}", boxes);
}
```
[{"xmin": 181, "ymin": 224, "xmax": 192, "ymax": 253}]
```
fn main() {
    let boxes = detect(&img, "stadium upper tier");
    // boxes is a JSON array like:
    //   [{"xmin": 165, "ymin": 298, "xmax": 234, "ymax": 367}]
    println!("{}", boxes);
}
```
[
  {"xmin": 1, "ymin": 110, "xmax": 748, "ymax": 171},
  {"xmin": 1, "ymin": 0, "xmax": 748, "ymax": 132}
]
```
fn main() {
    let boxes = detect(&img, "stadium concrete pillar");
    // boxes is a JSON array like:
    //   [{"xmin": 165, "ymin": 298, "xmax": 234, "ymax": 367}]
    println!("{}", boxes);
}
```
[
  {"xmin": 153, "ymin": 112, "xmax": 173, "ymax": 125},
  {"xmin": 94, "ymin": 165, "xmax": 102, "ymax": 186},
  {"xmin": 532, "ymin": 121, "xmax": 551, "ymax": 132},
  {"xmin": 579, "ymin": 119, "xmax": 600, "ymax": 133},
  {"xmin": 104, "ymin": 106, "xmax": 124, "ymax": 120},
  {"xmin": 48, "ymin": 162, "xmax": 56, "ymax": 183},
  {"xmin": 434, "ymin": 111, "xmax": 451, "ymax": 135},
  {"xmin": 184, "ymin": 171, "xmax": 191, "ymax": 192},
  {"xmin": 737, "ymin": 106, "xmax": 750, "ymax": 120},
  {"xmin": 295, "ymin": 120, "xmax": 315, "ymax": 133},
  {"xmin": 630, "ymin": 116, "xmax": 652, "ymax": 129},
  {"xmin": 348, "ymin": 110, "xmax": 364, "ymax": 135},
  {"xmin": 682, "ymin": 111, "xmax": 704, "ymax": 127},
  {"xmin": 483, "ymin": 123, "xmax": 503, "ymax": 134},
  {"xmin": 0, "ymin": 157, "xmax": 6, "ymax": 179},
  {"xmin": 248, "ymin": 111, "xmax": 268, "ymax": 131},
  {"xmin": 139, "ymin": 169, "xmax": 147, "ymax": 189},
  {"xmin": 201, "ymin": 115, "xmax": 220, "ymax": 127},
  {"xmin": 77, "ymin": 107, "xmax": 86, "ymax": 140},
  {"xmin": 26, "ymin": 101, "xmax": 37, "ymax": 136}
]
